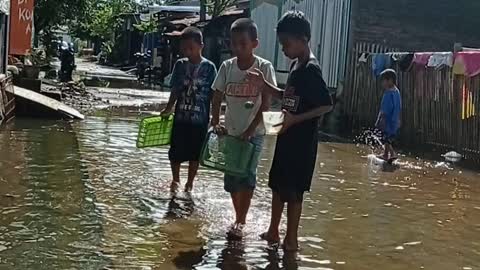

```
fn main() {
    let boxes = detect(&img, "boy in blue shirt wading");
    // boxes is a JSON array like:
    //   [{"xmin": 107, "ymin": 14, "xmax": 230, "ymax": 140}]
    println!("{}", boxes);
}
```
[
  {"xmin": 376, "ymin": 69, "xmax": 402, "ymax": 163},
  {"xmin": 162, "ymin": 27, "xmax": 217, "ymax": 192}
]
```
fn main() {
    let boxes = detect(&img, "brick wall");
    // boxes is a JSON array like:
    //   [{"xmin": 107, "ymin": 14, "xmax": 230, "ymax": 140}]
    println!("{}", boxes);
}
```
[{"xmin": 352, "ymin": 0, "xmax": 480, "ymax": 51}]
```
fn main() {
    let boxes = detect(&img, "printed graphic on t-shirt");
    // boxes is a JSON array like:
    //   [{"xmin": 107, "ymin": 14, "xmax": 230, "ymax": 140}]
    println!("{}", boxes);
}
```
[
  {"xmin": 179, "ymin": 76, "xmax": 201, "ymax": 112},
  {"xmin": 173, "ymin": 61, "xmax": 216, "ymax": 125},
  {"xmin": 282, "ymin": 86, "xmax": 300, "ymax": 112},
  {"xmin": 225, "ymin": 82, "xmax": 258, "ymax": 97}
]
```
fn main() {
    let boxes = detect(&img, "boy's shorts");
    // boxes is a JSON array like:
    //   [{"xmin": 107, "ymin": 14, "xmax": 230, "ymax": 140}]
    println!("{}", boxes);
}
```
[
  {"xmin": 224, "ymin": 135, "xmax": 264, "ymax": 193},
  {"xmin": 382, "ymin": 133, "xmax": 397, "ymax": 145},
  {"xmin": 169, "ymin": 123, "xmax": 208, "ymax": 163},
  {"xmin": 272, "ymin": 188, "xmax": 304, "ymax": 203}
]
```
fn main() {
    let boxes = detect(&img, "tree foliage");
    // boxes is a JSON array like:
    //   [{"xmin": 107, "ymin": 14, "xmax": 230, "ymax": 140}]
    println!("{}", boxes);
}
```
[
  {"xmin": 206, "ymin": 0, "xmax": 237, "ymax": 18},
  {"xmin": 34, "ymin": 0, "xmax": 88, "ymax": 55}
]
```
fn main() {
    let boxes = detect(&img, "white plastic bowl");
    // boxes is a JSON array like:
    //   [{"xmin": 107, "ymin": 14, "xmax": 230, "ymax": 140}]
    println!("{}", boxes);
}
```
[{"xmin": 263, "ymin": 111, "xmax": 284, "ymax": 135}]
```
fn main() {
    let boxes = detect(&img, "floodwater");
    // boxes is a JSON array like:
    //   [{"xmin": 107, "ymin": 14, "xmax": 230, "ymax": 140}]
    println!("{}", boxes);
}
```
[{"xmin": 1, "ymin": 115, "xmax": 480, "ymax": 270}]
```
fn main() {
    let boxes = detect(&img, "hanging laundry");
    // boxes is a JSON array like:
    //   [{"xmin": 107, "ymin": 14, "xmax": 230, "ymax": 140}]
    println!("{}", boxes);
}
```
[
  {"xmin": 412, "ymin": 53, "xmax": 433, "ymax": 67},
  {"xmin": 398, "ymin": 53, "xmax": 414, "ymax": 72},
  {"xmin": 453, "ymin": 52, "xmax": 480, "ymax": 77},
  {"xmin": 427, "ymin": 52, "xmax": 453, "ymax": 68},
  {"xmin": 358, "ymin": 53, "xmax": 368, "ymax": 63},
  {"xmin": 372, "ymin": 54, "xmax": 392, "ymax": 76},
  {"xmin": 461, "ymin": 82, "xmax": 476, "ymax": 120}
]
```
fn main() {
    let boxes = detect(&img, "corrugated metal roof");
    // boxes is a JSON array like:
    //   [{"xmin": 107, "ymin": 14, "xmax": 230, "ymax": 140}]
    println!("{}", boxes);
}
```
[
  {"xmin": 252, "ymin": 0, "xmax": 352, "ymax": 89},
  {"xmin": 148, "ymin": 5, "xmax": 200, "ymax": 14}
]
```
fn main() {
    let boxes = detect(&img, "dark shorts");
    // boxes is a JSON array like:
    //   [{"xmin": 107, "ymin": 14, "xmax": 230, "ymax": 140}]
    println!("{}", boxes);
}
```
[
  {"xmin": 268, "ymin": 128, "xmax": 318, "ymax": 200},
  {"xmin": 169, "ymin": 123, "xmax": 207, "ymax": 163},
  {"xmin": 272, "ymin": 188, "xmax": 304, "ymax": 203},
  {"xmin": 382, "ymin": 133, "xmax": 397, "ymax": 145}
]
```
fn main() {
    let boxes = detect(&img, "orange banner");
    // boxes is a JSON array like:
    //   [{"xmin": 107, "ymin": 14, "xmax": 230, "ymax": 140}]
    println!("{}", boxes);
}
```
[{"xmin": 9, "ymin": 0, "xmax": 34, "ymax": 55}]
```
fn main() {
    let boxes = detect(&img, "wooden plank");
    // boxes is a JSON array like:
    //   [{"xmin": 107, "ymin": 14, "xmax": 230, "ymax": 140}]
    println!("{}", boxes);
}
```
[{"xmin": 7, "ymin": 86, "xmax": 84, "ymax": 120}]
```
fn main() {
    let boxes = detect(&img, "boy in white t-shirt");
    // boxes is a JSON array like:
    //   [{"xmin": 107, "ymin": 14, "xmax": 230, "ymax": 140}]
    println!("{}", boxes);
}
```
[{"xmin": 210, "ymin": 18, "xmax": 277, "ymax": 240}]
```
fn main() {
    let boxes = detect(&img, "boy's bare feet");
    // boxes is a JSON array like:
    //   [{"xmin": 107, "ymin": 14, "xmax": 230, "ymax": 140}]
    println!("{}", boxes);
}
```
[
  {"xmin": 184, "ymin": 182, "xmax": 193, "ymax": 192},
  {"xmin": 170, "ymin": 181, "xmax": 180, "ymax": 192},
  {"xmin": 260, "ymin": 232, "xmax": 280, "ymax": 249},
  {"xmin": 282, "ymin": 239, "xmax": 299, "ymax": 252},
  {"xmin": 226, "ymin": 223, "xmax": 245, "ymax": 240}
]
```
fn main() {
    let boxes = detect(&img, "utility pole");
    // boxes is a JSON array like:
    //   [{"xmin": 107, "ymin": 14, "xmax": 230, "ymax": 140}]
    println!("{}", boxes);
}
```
[{"xmin": 200, "ymin": 0, "xmax": 207, "ymax": 21}]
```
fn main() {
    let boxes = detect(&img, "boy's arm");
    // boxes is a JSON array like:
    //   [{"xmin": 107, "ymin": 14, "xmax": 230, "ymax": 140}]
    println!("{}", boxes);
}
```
[
  {"xmin": 210, "ymin": 90, "xmax": 223, "ymax": 126},
  {"xmin": 161, "ymin": 61, "xmax": 181, "ymax": 115},
  {"xmin": 161, "ymin": 91, "xmax": 178, "ymax": 115},
  {"xmin": 241, "ymin": 63, "xmax": 276, "ymax": 139},
  {"xmin": 240, "ymin": 91, "xmax": 271, "ymax": 140},
  {"xmin": 375, "ymin": 112, "xmax": 386, "ymax": 129},
  {"xmin": 246, "ymin": 68, "xmax": 283, "ymax": 99},
  {"xmin": 376, "ymin": 93, "xmax": 391, "ymax": 129},
  {"xmin": 210, "ymin": 62, "xmax": 227, "ymax": 133},
  {"xmin": 278, "ymin": 64, "xmax": 333, "ymax": 133},
  {"xmin": 280, "ymin": 105, "xmax": 333, "ymax": 132}
]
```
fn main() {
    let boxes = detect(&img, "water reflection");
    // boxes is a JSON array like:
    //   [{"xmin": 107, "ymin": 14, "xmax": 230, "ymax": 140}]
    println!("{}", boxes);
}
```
[
  {"xmin": 0, "ymin": 119, "xmax": 107, "ymax": 269},
  {"xmin": 0, "ymin": 116, "xmax": 479, "ymax": 269}
]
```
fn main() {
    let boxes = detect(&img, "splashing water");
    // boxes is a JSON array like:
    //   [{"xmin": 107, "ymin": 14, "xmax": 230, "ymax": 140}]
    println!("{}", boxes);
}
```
[{"xmin": 354, "ymin": 127, "xmax": 385, "ymax": 149}]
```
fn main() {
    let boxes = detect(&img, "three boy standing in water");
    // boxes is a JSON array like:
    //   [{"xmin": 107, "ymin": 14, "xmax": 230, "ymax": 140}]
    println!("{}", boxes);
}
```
[{"xmin": 163, "ymin": 11, "xmax": 337, "ymax": 252}]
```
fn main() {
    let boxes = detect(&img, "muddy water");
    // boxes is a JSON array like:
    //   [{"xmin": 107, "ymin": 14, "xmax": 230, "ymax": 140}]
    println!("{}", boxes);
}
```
[{"xmin": 1, "ymin": 116, "xmax": 480, "ymax": 270}]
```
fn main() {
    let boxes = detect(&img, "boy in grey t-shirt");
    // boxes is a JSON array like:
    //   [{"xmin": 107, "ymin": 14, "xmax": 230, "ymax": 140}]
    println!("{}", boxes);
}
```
[{"xmin": 211, "ymin": 18, "xmax": 276, "ymax": 240}]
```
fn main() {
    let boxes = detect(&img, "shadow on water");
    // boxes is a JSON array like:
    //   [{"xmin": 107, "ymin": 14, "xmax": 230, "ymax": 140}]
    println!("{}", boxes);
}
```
[{"xmin": 166, "ymin": 193, "xmax": 196, "ymax": 219}]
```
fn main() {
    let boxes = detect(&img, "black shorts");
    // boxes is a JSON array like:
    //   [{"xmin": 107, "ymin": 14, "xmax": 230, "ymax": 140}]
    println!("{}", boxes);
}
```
[
  {"xmin": 268, "ymin": 126, "xmax": 318, "ymax": 201},
  {"xmin": 169, "ymin": 123, "xmax": 207, "ymax": 163},
  {"xmin": 272, "ymin": 188, "xmax": 304, "ymax": 203},
  {"xmin": 382, "ymin": 134, "xmax": 397, "ymax": 145}
]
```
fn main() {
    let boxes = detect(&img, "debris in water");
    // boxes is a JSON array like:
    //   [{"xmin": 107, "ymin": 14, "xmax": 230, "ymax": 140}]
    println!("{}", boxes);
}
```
[
  {"xmin": 404, "ymin": 241, "xmax": 422, "ymax": 246},
  {"xmin": 442, "ymin": 151, "xmax": 462, "ymax": 163},
  {"xmin": 299, "ymin": 237, "xmax": 325, "ymax": 243},
  {"xmin": 395, "ymin": 246, "xmax": 404, "ymax": 250}
]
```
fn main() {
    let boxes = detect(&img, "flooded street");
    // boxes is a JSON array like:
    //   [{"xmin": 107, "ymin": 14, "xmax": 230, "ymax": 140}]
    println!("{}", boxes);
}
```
[{"xmin": 1, "ymin": 115, "xmax": 480, "ymax": 270}]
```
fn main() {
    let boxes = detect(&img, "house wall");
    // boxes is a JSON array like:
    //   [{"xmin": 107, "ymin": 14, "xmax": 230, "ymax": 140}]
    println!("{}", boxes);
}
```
[
  {"xmin": 252, "ymin": 0, "xmax": 352, "ymax": 89},
  {"xmin": 352, "ymin": 0, "xmax": 480, "ymax": 51}
]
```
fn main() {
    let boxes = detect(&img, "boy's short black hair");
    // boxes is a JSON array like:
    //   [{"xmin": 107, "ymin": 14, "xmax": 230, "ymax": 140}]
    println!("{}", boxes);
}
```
[
  {"xmin": 230, "ymin": 18, "xmax": 258, "ymax": 41},
  {"xmin": 180, "ymin": 26, "xmax": 203, "ymax": 45},
  {"xmin": 380, "ymin": 69, "xmax": 397, "ymax": 84},
  {"xmin": 277, "ymin": 10, "xmax": 311, "ymax": 42}
]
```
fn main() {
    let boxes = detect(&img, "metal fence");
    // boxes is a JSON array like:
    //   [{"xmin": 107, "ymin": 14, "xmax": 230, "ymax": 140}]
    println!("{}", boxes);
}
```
[
  {"xmin": 344, "ymin": 42, "xmax": 480, "ymax": 162},
  {"xmin": 252, "ymin": 0, "xmax": 352, "ymax": 88}
]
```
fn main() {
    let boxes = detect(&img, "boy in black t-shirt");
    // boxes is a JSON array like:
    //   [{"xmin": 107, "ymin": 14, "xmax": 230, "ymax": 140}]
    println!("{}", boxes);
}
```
[{"xmin": 246, "ymin": 11, "xmax": 333, "ymax": 251}]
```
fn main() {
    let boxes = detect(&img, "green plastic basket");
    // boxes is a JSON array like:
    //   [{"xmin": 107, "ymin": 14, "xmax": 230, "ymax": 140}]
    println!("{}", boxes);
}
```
[
  {"xmin": 136, "ymin": 114, "xmax": 174, "ymax": 148},
  {"xmin": 200, "ymin": 131, "xmax": 255, "ymax": 178}
]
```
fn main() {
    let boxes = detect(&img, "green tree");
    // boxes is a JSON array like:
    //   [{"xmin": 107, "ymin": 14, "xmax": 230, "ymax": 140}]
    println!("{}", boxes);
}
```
[
  {"xmin": 34, "ymin": 0, "xmax": 88, "ymax": 55},
  {"xmin": 199, "ymin": 0, "xmax": 237, "ymax": 19},
  {"xmin": 207, "ymin": 0, "xmax": 237, "ymax": 18}
]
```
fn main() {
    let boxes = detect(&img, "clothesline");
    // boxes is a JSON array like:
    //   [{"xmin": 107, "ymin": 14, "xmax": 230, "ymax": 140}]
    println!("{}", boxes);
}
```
[{"xmin": 358, "ymin": 50, "xmax": 480, "ymax": 78}]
